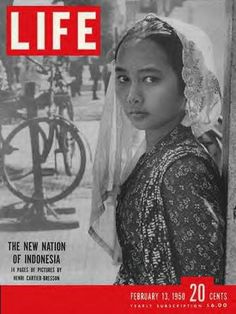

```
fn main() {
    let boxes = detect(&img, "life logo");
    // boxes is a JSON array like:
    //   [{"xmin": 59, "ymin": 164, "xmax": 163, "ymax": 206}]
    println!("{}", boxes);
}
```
[{"xmin": 6, "ymin": 6, "xmax": 101, "ymax": 56}]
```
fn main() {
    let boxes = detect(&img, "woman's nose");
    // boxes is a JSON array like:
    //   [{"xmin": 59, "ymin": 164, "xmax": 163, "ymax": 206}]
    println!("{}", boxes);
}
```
[{"xmin": 127, "ymin": 83, "xmax": 143, "ymax": 105}]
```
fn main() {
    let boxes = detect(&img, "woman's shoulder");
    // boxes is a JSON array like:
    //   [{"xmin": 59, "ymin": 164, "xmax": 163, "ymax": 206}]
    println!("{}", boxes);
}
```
[
  {"xmin": 161, "ymin": 151, "xmax": 225, "ymax": 221},
  {"xmin": 155, "ymin": 125, "xmax": 214, "ymax": 167},
  {"xmin": 164, "ymin": 153, "xmax": 217, "ymax": 179},
  {"xmin": 161, "ymin": 152, "xmax": 222, "ymax": 197},
  {"xmin": 158, "ymin": 134, "xmax": 218, "ymax": 175},
  {"xmin": 146, "ymin": 125, "xmax": 221, "ymax": 187}
]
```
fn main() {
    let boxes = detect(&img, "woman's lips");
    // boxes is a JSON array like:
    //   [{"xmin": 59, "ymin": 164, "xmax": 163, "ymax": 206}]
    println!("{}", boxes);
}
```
[{"xmin": 129, "ymin": 111, "xmax": 149, "ymax": 119}]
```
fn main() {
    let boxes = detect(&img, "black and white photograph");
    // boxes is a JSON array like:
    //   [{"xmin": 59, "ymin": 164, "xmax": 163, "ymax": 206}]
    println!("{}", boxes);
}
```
[{"xmin": 0, "ymin": 0, "xmax": 235, "ymax": 289}]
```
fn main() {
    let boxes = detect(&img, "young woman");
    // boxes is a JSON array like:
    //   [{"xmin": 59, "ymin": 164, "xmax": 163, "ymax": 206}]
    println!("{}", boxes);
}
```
[{"xmin": 89, "ymin": 14, "xmax": 225, "ymax": 285}]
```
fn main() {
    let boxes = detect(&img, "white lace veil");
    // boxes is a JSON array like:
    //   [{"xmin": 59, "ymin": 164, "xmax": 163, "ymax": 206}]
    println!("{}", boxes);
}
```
[{"xmin": 88, "ymin": 15, "xmax": 222, "ymax": 263}]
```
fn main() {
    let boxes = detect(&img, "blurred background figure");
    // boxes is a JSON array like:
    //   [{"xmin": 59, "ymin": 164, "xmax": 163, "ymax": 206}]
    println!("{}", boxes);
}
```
[
  {"xmin": 0, "ymin": 59, "xmax": 8, "ymax": 92},
  {"xmin": 13, "ymin": 57, "xmax": 22, "ymax": 84},
  {"xmin": 89, "ymin": 57, "xmax": 101, "ymax": 100},
  {"xmin": 69, "ymin": 58, "xmax": 84, "ymax": 97}
]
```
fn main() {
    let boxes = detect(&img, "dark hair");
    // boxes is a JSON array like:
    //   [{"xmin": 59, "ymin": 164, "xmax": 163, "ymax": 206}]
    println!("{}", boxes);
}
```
[{"xmin": 115, "ymin": 15, "xmax": 185, "ymax": 94}]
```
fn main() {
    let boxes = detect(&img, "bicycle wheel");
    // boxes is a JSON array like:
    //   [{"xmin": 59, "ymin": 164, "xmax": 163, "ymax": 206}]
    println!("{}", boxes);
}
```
[
  {"xmin": 58, "ymin": 97, "xmax": 75, "ymax": 176},
  {"xmin": 2, "ymin": 116, "xmax": 86, "ymax": 204},
  {"xmin": 55, "ymin": 120, "xmax": 75, "ymax": 177}
]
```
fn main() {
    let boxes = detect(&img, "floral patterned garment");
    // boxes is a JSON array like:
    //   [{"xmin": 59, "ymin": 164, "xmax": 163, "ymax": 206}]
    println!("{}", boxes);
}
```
[{"xmin": 115, "ymin": 124, "xmax": 225, "ymax": 285}]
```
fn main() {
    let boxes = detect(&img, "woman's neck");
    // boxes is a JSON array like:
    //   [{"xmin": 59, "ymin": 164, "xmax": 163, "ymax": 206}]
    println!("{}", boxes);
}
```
[{"xmin": 145, "ymin": 115, "xmax": 184, "ymax": 152}]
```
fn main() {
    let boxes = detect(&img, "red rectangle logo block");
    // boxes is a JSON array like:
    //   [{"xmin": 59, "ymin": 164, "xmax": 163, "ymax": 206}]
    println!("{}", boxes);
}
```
[
  {"xmin": 2, "ymin": 278, "xmax": 236, "ymax": 314},
  {"xmin": 6, "ymin": 6, "xmax": 101, "ymax": 56}
]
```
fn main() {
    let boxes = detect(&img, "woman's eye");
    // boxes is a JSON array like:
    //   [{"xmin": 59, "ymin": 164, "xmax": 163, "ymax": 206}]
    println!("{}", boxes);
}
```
[
  {"xmin": 143, "ymin": 76, "xmax": 160, "ymax": 83},
  {"xmin": 116, "ymin": 75, "xmax": 129, "ymax": 84}
]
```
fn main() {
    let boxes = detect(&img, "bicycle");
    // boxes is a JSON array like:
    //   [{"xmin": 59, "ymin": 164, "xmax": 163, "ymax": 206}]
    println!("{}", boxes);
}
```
[
  {"xmin": 29, "ymin": 56, "xmax": 76, "ymax": 176},
  {"xmin": 0, "ymin": 57, "xmax": 90, "ymax": 206}
]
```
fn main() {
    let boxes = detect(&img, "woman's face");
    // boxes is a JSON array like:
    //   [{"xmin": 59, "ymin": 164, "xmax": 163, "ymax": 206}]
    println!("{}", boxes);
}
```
[{"xmin": 115, "ymin": 38, "xmax": 185, "ymax": 130}]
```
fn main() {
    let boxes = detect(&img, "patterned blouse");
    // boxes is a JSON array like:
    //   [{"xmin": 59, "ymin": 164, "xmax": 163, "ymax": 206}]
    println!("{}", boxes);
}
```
[{"xmin": 115, "ymin": 124, "xmax": 225, "ymax": 285}]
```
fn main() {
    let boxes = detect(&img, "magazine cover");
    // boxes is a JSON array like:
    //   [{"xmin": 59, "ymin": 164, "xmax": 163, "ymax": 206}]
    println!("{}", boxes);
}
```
[{"xmin": 0, "ymin": 0, "xmax": 236, "ymax": 313}]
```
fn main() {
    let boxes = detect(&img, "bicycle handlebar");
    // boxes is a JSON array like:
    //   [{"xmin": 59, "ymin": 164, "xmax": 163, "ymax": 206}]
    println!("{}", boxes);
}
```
[
  {"xmin": 26, "ymin": 56, "xmax": 63, "ymax": 75},
  {"xmin": 26, "ymin": 56, "xmax": 49, "ymax": 75}
]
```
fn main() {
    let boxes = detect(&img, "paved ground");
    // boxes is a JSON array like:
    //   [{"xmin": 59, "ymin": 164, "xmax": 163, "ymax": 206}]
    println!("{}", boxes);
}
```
[{"xmin": 0, "ymin": 89, "xmax": 119, "ymax": 285}]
